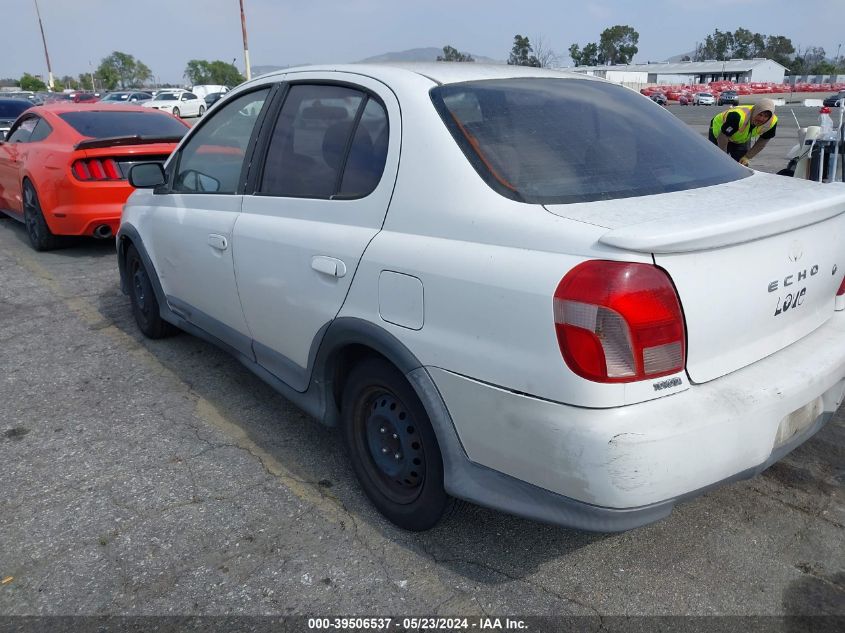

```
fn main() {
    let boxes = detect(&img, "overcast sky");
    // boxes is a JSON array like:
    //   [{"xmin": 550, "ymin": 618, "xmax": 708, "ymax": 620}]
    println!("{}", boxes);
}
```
[{"xmin": 5, "ymin": 0, "xmax": 845, "ymax": 84}]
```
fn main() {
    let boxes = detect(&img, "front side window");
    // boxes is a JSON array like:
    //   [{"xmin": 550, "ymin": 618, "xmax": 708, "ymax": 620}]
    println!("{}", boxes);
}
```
[
  {"xmin": 173, "ymin": 87, "xmax": 271, "ymax": 194},
  {"xmin": 260, "ymin": 84, "xmax": 388, "ymax": 199},
  {"xmin": 431, "ymin": 78, "xmax": 748, "ymax": 204}
]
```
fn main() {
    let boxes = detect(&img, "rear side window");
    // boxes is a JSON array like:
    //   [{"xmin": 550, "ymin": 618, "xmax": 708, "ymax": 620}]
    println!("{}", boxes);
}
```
[
  {"xmin": 260, "ymin": 84, "xmax": 388, "ymax": 199},
  {"xmin": 29, "ymin": 118, "xmax": 53, "ymax": 142},
  {"xmin": 431, "ymin": 78, "xmax": 748, "ymax": 204},
  {"xmin": 59, "ymin": 111, "xmax": 189, "ymax": 139}
]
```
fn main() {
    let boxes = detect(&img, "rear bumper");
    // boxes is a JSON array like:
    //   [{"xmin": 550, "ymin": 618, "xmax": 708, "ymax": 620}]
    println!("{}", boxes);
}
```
[
  {"xmin": 47, "ymin": 182, "xmax": 131, "ymax": 236},
  {"xmin": 424, "ymin": 310, "xmax": 845, "ymax": 530}
]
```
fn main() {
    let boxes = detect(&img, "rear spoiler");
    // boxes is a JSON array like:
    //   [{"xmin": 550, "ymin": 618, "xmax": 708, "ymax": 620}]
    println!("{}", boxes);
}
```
[{"xmin": 74, "ymin": 135, "xmax": 185, "ymax": 151}]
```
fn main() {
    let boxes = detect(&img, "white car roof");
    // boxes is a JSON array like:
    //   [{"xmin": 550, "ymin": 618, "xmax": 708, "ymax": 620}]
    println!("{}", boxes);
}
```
[{"xmin": 250, "ymin": 62, "xmax": 596, "ymax": 87}]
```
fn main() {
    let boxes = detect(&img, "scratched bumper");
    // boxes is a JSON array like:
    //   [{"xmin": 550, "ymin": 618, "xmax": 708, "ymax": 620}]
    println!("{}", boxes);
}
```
[{"xmin": 427, "ymin": 310, "xmax": 845, "ymax": 515}]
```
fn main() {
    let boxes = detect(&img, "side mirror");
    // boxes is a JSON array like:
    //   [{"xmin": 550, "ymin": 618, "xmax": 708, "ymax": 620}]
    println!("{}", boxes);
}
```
[{"xmin": 129, "ymin": 163, "xmax": 166, "ymax": 188}]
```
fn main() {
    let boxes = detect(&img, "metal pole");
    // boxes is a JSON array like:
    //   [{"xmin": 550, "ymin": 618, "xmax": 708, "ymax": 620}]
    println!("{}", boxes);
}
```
[
  {"xmin": 33, "ymin": 0, "xmax": 54, "ymax": 90},
  {"xmin": 88, "ymin": 60, "xmax": 95, "ymax": 92},
  {"xmin": 239, "ymin": 0, "xmax": 252, "ymax": 80}
]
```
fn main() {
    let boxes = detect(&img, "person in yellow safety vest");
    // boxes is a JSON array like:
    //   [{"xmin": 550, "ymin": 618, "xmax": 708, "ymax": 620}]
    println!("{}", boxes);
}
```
[{"xmin": 709, "ymin": 98, "xmax": 778, "ymax": 166}]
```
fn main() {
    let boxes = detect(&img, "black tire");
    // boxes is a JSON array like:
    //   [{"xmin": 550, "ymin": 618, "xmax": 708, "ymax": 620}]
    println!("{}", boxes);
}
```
[
  {"xmin": 342, "ymin": 358, "xmax": 450, "ymax": 531},
  {"xmin": 23, "ymin": 181, "xmax": 60, "ymax": 251},
  {"xmin": 198, "ymin": 105, "xmax": 205, "ymax": 117},
  {"xmin": 172, "ymin": 107, "xmax": 180, "ymax": 118},
  {"xmin": 125, "ymin": 244, "xmax": 178, "ymax": 339}
]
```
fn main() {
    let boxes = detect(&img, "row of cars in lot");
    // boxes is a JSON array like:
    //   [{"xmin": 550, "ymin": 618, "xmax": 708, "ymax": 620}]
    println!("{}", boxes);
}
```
[
  {"xmin": 648, "ymin": 90, "xmax": 738, "ymax": 106},
  {"xmin": 3, "ymin": 64, "xmax": 845, "ymax": 533}
]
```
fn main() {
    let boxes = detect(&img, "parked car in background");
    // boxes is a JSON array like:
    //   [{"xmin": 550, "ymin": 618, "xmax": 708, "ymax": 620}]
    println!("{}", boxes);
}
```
[
  {"xmin": 118, "ymin": 64, "xmax": 845, "ymax": 533},
  {"xmin": 0, "ymin": 104, "xmax": 188, "ymax": 250},
  {"xmin": 55, "ymin": 92, "xmax": 99, "ymax": 103},
  {"xmin": 3, "ymin": 91, "xmax": 42, "ymax": 105},
  {"xmin": 100, "ymin": 91, "xmax": 153, "ymax": 105},
  {"xmin": 650, "ymin": 92, "xmax": 668, "ymax": 106},
  {"xmin": 0, "ymin": 98, "xmax": 34, "ymax": 137},
  {"xmin": 693, "ymin": 92, "xmax": 715, "ymax": 105},
  {"xmin": 204, "ymin": 92, "xmax": 226, "ymax": 109},
  {"xmin": 717, "ymin": 90, "xmax": 739, "ymax": 106},
  {"xmin": 190, "ymin": 84, "xmax": 230, "ymax": 100},
  {"xmin": 823, "ymin": 91, "xmax": 845, "ymax": 107},
  {"xmin": 142, "ymin": 91, "xmax": 205, "ymax": 118},
  {"xmin": 678, "ymin": 94, "xmax": 691, "ymax": 106}
]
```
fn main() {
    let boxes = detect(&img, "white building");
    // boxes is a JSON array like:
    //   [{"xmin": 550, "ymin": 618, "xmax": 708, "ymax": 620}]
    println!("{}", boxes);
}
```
[{"xmin": 564, "ymin": 59, "xmax": 788, "ymax": 85}]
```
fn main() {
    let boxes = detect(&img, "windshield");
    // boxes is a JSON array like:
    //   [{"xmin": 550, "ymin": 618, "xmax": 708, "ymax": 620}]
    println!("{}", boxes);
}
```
[
  {"xmin": 59, "ymin": 110, "xmax": 189, "ymax": 138},
  {"xmin": 431, "ymin": 78, "xmax": 748, "ymax": 204},
  {"xmin": 103, "ymin": 93, "xmax": 130, "ymax": 101},
  {"xmin": 0, "ymin": 100, "xmax": 32, "ymax": 118},
  {"xmin": 157, "ymin": 94, "xmax": 179, "ymax": 101}
]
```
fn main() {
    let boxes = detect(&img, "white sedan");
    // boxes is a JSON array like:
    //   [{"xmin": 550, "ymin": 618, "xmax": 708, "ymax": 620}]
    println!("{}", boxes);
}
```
[
  {"xmin": 118, "ymin": 63, "xmax": 845, "ymax": 532},
  {"xmin": 142, "ymin": 91, "xmax": 205, "ymax": 118},
  {"xmin": 693, "ymin": 91, "xmax": 716, "ymax": 105}
]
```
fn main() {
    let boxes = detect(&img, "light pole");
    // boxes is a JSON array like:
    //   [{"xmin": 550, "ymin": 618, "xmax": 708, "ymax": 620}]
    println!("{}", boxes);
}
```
[
  {"xmin": 836, "ymin": 43, "xmax": 842, "ymax": 77},
  {"xmin": 33, "ymin": 0, "xmax": 54, "ymax": 90},
  {"xmin": 239, "ymin": 0, "xmax": 252, "ymax": 80}
]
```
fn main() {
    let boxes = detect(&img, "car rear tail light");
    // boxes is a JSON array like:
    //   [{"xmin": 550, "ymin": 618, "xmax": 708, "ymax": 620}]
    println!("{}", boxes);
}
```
[
  {"xmin": 71, "ymin": 159, "xmax": 124, "ymax": 181},
  {"xmin": 835, "ymin": 275, "xmax": 845, "ymax": 311},
  {"xmin": 553, "ymin": 260, "xmax": 686, "ymax": 383}
]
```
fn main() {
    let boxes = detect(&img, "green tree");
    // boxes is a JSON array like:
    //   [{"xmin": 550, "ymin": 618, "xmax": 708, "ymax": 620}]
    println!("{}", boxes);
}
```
[
  {"xmin": 19, "ymin": 73, "xmax": 47, "ymax": 92},
  {"xmin": 508, "ymin": 34, "xmax": 540, "ymax": 67},
  {"xmin": 96, "ymin": 51, "xmax": 151, "ymax": 89},
  {"xmin": 694, "ymin": 29, "xmax": 732, "ymax": 60},
  {"xmin": 184, "ymin": 60, "xmax": 244, "ymax": 86},
  {"xmin": 760, "ymin": 35, "xmax": 795, "ymax": 68},
  {"xmin": 568, "ymin": 42, "xmax": 600, "ymax": 66},
  {"xmin": 598, "ymin": 25, "xmax": 639, "ymax": 65},
  {"xmin": 791, "ymin": 46, "xmax": 827, "ymax": 74},
  {"xmin": 436, "ymin": 45, "xmax": 475, "ymax": 62},
  {"xmin": 694, "ymin": 28, "xmax": 793, "ymax": 64},
  {"xmin": 55, "ymin": 75, "xmax": 78, "ymax": 91}
]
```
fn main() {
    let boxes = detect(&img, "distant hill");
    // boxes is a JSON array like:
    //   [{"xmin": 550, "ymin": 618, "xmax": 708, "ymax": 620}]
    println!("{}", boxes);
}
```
[
  {"xmin": 664, "ymin": 51, "xmax": 696, "ymax": 63},
  {"xmin": 358, "ymin": 47, "xmax": 504, "ymax": 65},
  {"xmin": 250, "ymin": 48, "xmax": 504, "ymax": 75}
]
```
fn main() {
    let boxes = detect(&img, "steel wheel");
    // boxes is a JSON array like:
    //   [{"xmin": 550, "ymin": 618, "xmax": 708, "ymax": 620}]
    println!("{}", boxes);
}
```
[
  {"xmin": 125, "ymin": 244, "xmax": 178, "ymax": 339},
  {"xmin": 342, "ymin": 358, "xmax": 450, "ymax": 531},
  {"xmin": 357, "ymin": 388, "xmax": 426, "ymax": 504}
]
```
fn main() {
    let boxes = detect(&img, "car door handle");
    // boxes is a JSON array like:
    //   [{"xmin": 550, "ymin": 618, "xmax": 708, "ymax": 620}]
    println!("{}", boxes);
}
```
[
  {"xmin": 208, "ymin": 234, "xmax": 228, "ymax": 251},
  {"xmin": 311, "ymin": 256, "xmax": 347, "ymax": 278}
]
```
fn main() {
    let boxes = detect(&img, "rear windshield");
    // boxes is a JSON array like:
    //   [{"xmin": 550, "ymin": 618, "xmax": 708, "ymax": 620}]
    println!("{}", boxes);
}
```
[
  {"xmin": 431, "ymin": 78, "xmax": 748, "ymax": 204},
  {"xmin": 0, "ymin": 100, "xmax": 32, "ymax": 118},
  {"xmin": 59, "ymin": 111, "xmax": 188, "ymax": 139}
]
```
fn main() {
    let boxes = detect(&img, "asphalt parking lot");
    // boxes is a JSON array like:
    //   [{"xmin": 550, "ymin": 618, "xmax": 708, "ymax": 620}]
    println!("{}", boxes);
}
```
[{"xmin": 0, "ymin": 105, "xmax": 843, "ymax": 625}]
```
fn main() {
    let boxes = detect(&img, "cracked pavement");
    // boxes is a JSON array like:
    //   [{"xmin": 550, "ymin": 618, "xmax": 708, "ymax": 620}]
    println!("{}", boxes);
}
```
[{"xmin": 1, "ymin": 152, "xmax": 844, "ymax": 619}]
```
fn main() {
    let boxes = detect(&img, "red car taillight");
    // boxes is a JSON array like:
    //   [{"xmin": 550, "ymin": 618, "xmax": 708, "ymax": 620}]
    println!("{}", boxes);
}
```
[
  {"xmin": 553, "ymin": 260, "xmax": 686, "ymax": 383},
  {"xmin": 837, "ymin": 275, "xmax": 845, "ymax": 297},
  {"xmin": 71, "ymin": 158, "xmax": 123, "ymax": 181}
]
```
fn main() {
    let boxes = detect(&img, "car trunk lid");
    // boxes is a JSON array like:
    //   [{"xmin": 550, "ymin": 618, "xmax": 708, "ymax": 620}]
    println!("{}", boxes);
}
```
[{"xmin": 545, "ymin": 172, "xmax": 845, "ymax": 383}]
